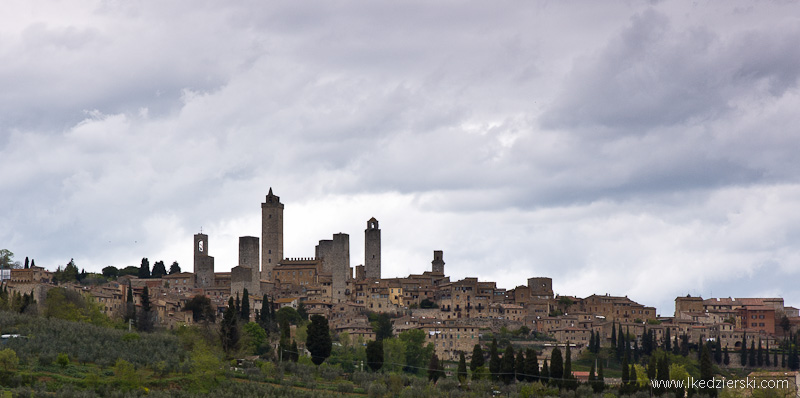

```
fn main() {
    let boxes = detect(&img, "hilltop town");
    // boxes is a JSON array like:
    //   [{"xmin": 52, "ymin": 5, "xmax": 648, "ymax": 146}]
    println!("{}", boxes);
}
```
[{"xmin": 6, "ymin": 188, "xmax": 800, "ymax": 368}]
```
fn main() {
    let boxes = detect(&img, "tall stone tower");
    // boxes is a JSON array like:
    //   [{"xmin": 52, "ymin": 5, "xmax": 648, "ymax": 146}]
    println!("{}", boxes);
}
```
[
  {"xmin": 317, "ymin": 233, "xmax": 350, "ymax": 303},
  {"xmin": 239, "ymin": 236, "xmax": 260, "ymax": 292},
  {"xmin": 431, "ymin": 250, "xmax": 445, "ymax": 274},
  {"xmin": 364, "ymin": 217, "xmax": 381, "ymax": 280},
  {"xmin": 261, "ymin": 188, "xmax": 283, "ymax": 281},
  {"xmin": 193, "ymin": 233, "xmax": 214, "ymax": 288}
]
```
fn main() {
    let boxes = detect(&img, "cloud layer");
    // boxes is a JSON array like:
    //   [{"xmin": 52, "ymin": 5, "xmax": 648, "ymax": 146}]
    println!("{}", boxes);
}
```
[{"xmin": 2, "ymin": 1, "xmax": 800, "ymax": 314}]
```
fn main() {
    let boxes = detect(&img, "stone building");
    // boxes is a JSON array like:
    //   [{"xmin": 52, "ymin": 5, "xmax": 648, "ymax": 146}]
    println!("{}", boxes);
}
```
[
  {"xmin": 431, "ymin": 250, "xmax": 445, "ymax": 274},
  {"xmin": 193, "ymin": 233, "xmax": 214, "ymax": 288},
  {"xmin": 316, "ymin": 233, "xmax": 350, "ymax": 303},
  {"xmin": 261, "ymin": 188, "xmax": 283, "ymax": 281},
  {"xmin": 364, "ymin": 217, "xmax": 381, "ymax": 280},
  {"xmin": 423, "ymin": 320, "xmax": 480, "ymax": 362}
]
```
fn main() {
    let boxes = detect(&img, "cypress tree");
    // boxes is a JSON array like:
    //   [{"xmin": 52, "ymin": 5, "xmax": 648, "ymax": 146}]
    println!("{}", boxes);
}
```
[
  {"xmin": 24, "ymin": 257, "xmax": 28, "ymax": 269},
  {"xmin": 741, "ymin": 334, "xmax": 748, "ymax": 366},
  {"xmin": 611, "ymin": 321, "xmax": 617, "ymax": 348},
  {"xmin": 621, "ymin": 354, "xmax": 630, "ymax": 385},
  {"xmin": 524, "ymin": 348, "xmax": 539, "ymax": 383},
  {"xmin": 541, "ymin": 359, "xmax": 550, "ymax": 385},
  {"xmin": 749, "ymin": 340, "xmax": 756, "ymax": 367},
  {"xmin": 700, "ymin": 343, "xmax": 714, "ymax": 396},
  {"xmin": 665, "ymin": 328, "xmax": 672, "ymax": 352},
  {"xmin": 366, "ymin": 339, "xmax": 384, "ymax": 372},
  {"xmin": 617, "ymin": 324, "xmax": 625, "ymax": 360},
  {"xmin": 673, "ymin": 334, "xmax": 680, "ymax": 355},
  {"xmin": 137, "ymin": 286, "xmax": 153, "ymax": 332},
  {"xmin": 564, "ymin": 343, "xmax": 577, "ymax": 389},
  {"xmin": 757, "ymin": 339, "xmax": 764, "ymax": 367},
  {"xmin": 306, "ymin": 314, "xmax": 332, "ymax": 365},
  {"xmin": 240, "ymin": 288, "xmax": 250, "ymax": 321},
  {"xmin": 642, "ymin": 325, "xmax": 651, "ymax": 355},
  {"xmin": 629, "ymin": 362, "xmax": 639, "ymax": 392},
  {"xmin": 765, "ymin": 341, "xmax": 771, "ymax": 367},
  {"xmin": 457, "ymin": 351, "xmax": 468, "ymax": 384},
  {"xmin": 681, "ymin": 334, "xmax": 690, "ymax": 357},
  {"xmin": 290, "ymin": 340, "xmax": 299, "ymax": 362},
  {"xmin": 428, "ymin": 354, "xmax": 443, "ymax": 383},
  {"xmin": 501, "ymin": 345, "xmax": 515, "ymax": 384},
  {"xmin": 773, "ymin": 351, "xmax": 778, "ymax": 368},
  {"xmin": 221, "ymin": 297, "xmax": 240, "ymax": 353},
  {"xmin": 235, "ymin": 293, "xmax": 241, "ymax": 315},
  {"xmin": 550, "ymin": 347, "xmax": 563, "ymax": 387},
  {"xmin": 647, "ymin": 354, "xmax": 657, "ymax": 380},
  {"xmin": 515, "ymin": 349, "xmax": 526, "ymax": 382},
  {"xmin": 714, "ymin": 338, "xmax": 722, "ymax": 364},
  {"xmin": 124, "ymin": 282, "xmax": 136, "ymax": 326},
  {"xmin": 724, "ymin": 346, "xmax": 730, "ymax": 366},
  {"xmin": 489, "ymin": 338, "xmax": 501, "ymax": 381},
  {"xmin": 470, "ymin": 343, "xmax": 484, "ymax": 372},
  {"xmin": 138, "ymin": 258, "xmax": 150, "ymax": 279}
]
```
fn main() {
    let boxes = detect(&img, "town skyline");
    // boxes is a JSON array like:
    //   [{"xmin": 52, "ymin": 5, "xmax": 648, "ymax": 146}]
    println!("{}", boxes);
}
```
[{"xmin": 3, "ymin": 1, "xmax": 800, "ymax": 318}]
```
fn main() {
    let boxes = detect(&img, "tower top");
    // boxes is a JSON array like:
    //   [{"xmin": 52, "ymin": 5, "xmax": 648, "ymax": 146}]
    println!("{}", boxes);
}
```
[
  {"xmin": 367, "ymin": 217, "xmax": 379, "ymax": 229},
  {"xmin": 263, "ymin": 187, "xmax": 282, "ymax": 206}
]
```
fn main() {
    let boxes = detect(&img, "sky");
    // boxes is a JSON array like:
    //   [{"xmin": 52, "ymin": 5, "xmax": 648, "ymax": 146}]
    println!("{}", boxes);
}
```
[{"xmin": 2, "ymin": 1, "xmax": 800, "ymax": 316}]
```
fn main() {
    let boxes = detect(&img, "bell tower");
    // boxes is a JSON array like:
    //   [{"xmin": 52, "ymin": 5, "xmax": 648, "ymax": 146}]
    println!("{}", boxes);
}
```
[{"xmin": 365, "ymin": 217, "xmax": 381, "ymax": 280}]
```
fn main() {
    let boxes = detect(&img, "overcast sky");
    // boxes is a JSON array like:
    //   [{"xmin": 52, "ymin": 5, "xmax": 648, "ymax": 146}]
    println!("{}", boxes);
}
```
[{"xmin": 2, "ymin": 1, "xmax": 800, "ymax": 315}]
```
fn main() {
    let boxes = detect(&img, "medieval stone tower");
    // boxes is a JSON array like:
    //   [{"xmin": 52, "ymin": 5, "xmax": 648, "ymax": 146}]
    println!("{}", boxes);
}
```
[
  {"xmin": 364, "ymin": 217, "xmax": 381, "ymax": 280},
  {"xmin": 316, "ymin": 233, "xmax": 351, "ymax": 303},
  {"xmin": 431, "ymin": 250, "xmax": 445, "ymax": 274},
  {"xmin": 261, "ymin": 188, "xmax": 284, "ymax": 281},
  {"xmin": 193, "ymin": 233, "xmax": 214, "ymax": 288}
]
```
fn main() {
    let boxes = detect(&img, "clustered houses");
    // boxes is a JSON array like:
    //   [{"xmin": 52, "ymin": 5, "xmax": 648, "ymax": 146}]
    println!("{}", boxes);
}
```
[{"xmin": 5, "ymin": 188, "xmax": 800, "ymax": 364}]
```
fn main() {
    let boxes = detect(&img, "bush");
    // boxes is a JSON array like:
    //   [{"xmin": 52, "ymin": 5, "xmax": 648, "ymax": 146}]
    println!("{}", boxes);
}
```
[{"xmin": 56, "ymin": 353, "xmax": 69, "ymax": 368}]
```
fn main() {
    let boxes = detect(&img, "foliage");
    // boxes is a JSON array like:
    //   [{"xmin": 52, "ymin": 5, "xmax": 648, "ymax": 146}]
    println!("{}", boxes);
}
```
[
  {"xmin": 43, "ymin": 288, "xmax": 111, "ymax": 327},
  {"xmin": 220, "ymin": 297, "xmax": 240, "ymax": 354},
  {"xmin": 371, "ymin": 313, "xmax": 393, "ymax": 341},
  {"xmin": 137, "ymin": 286, "xmax": 154, "ymax": 332},
  {"xmin": 399, "ymin": 329, "xmax": 433, "ymax": 375},
  {"xmin": 184, "ymin": 295, "xmax": 216, "ymax": 323},
  {"xmin": 169, "ymin": 261, "xmax": 181, "ymax": 275},
  {"xmin": 427, "ymin": 353, "xmax": 444, "ymax": 383},
  {"xmin": 306, "ymin": 315, "xmax": 332, "ymax": 365},
  {"xmin": 366, "ymin": 339, "xmax": 384, "ymax": 371},
  {"xmin": 138, "ymin": 258, "xmax": 151, "ymax": 279},
  {"xmin": 101, "ymin": 266, "xmax": 119, "ymax": 279},
  {"xmin": 53, "ymin": 259, "xmax": 80, "ymax": 284},
  {"xmin": 470, "ymin": 343, "xmax": 484, "ymax": 373},
  {"xmin": 240, "ymin": 288, "xmax": 250, "ymax": 321},
  {"xmin": 0, "ymin": 348, "xmax": 19, "ymax": 372},
  {"xmin": 277, "ymin": 306, "xmax": 302, "ymax": 325},
  {"xmin": 242, "ymin": 322, "xmax": 269, "ymax": 356},
  {"xmin": 0, "ymin": 249, "xmax": 17, "ymax": 269},
  {"xmin": 151, "ymin": 261, "xmax": 167, "ymax": 279}
]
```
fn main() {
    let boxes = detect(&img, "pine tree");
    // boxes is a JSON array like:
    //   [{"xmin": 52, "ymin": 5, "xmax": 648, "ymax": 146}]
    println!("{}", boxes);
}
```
[
  {"xmin": 470, "ymin": 343, "xmax": 484, "ymax": 372},
  {"xmin": 458, "ymin": 351, "xmax": 468, "ymax": 384},
  {"xmin": 524, "ymin": 348, "xmax": 539, "ymax": 383},
  {"xmin": 240, "ymin": 288, "xmax": 250, "ymax": 321}
]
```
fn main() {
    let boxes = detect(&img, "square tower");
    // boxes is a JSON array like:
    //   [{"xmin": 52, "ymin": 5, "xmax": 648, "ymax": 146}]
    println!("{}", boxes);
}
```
[
  {"xmin": 431, "ymin": 250, "xmax": 445, "ymax": 274},
  {"xmin": 261, "ymin": 188, "xmax": 284, "ymax": 281},
  {"xmin": 364, "ymin": 217, "xmax": 381, "ymax": 280},
  {"xmin": 193, "ymin": 233, "xmax": 214, "ymax": 288}
]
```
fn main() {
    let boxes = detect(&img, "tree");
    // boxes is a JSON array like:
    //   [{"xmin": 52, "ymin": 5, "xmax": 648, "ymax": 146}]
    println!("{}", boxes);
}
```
[
  {"xmin": 240, "ymin": 288, "xmax": 250, "ymax": 321},
  {"xmin": 749, "ymin": 340, "xmax": 756, "ymax": 367},
  {"xmin": 102, "ymin": 266, "xmax": 119, "ymax": 279},
  {"xmin": 307, "ymin": 314, "xmax": 332, "ymax": 365},
  {"xmin": 169, "ymin": 261, "xmax": 181, "ymax": 275},
  {"xmin": 714, "ymin": 338, "xmax": 722, "ymax": 364},
  {"xmin": 366, "ymin": 339, "xmax": 384, "ymax": 371},
  {"xmin": 593, "ymin": 361, "xmax": 605, "ymax": 393},
  {"xmin": 290, "ymin": 340, "xmax": 299, "ymax": 362},
  {"xmin": 372, "ymin": 313, "xmax": 393, "ymax": 341},
  {"xmin": 550, "ymin": 347, "xmax": 563, "ymax": 387},
  {"xmin": 524, "ymin": 348, "xmax": 539, "ymax": 383},
  {"xmin": 428, "ymin": 353, "xmax": 444, "ymax": 383},
  {"xmin": 220, "ymin": 297, "xmax": 240, "ymax": 353},
  {"xmin": 137, "ymin": 286, "xmax": 153, "ymax": 332},
  {"xmin": 765, "ymin": 341, "xmax": 771, "ymax": 367},
  {"xmin": 151, "ymin": 261, "xmax": 167, "ymax": 278},
  {"xmin": 563, "ymin": 343, "xmax": 577, "ymax": 390},
  {"xmin": 741, "ymin": 334, "xmax": 748, "ymax": 366},
  {"xmin": 0, "ymin": 348, "xmax": 20, "ymax": 373},
  {"xmin": 501, "ymin": 344, "xmax": 515, "ymax": 384},
  {"xmin": 297, "ymin": 301, "xmax": 308, "ymax": 321},
  {"xmin": 470, "ymin": 343, "xmax": 484, "ymax": 372},
  {"xmin": 515, "ymin": 349, "xmax": 525, "ymax": 382},
  {"xmin": 458, "ymin": 351, "xmax": 468, "ymax": 385},
  {"xmin": 138, "ymin": 258, "xmax": 150, "ymax": 279},
  {"xmin": 400, "ymin": 329, "xmax": 432, "ymax": 375},
  {"xmin": 0, "ymin": 249, "xmax": 15, "ymax": 269},
  {"xmin": 665, "ymin": 328, "xmax": 672, "ymax": 352},
  {"xmin": 24, "ymin": 257, "xmax": 29, "ymax": 269},
  {"xmin": 541, "ymin": 359, "xmax": 550, "ymax": 385},
  {"xmin": 724, "ymin": 346, "xmax": 730, "ymax": 366},
  {"xmin": 124, "ymin": 282, "xmax": 137, "ymax": 328},
  {"xmin": 700, "ymin": 343, "xmax": 715, "ymax": 397},
  {"xmin": 489, "ymin": 338, "xmax": 501, "ymax": 381},
  {"xmin": 184, "ymin": 295, "xmax": 216, "ymax": 323}
]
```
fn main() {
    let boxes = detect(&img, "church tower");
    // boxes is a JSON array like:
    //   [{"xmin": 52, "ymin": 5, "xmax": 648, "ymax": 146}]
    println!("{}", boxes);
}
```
[
  {"xmin": 194, "ymin": 233, "xmax": 214, "ymax": 288},
  {"xmin": 261, "ymin": 188, "xmax": 284, "ymax": 281},
  {"xmin": 365, "ymin": 217, "xmax": 381, "ymax": 279}
]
